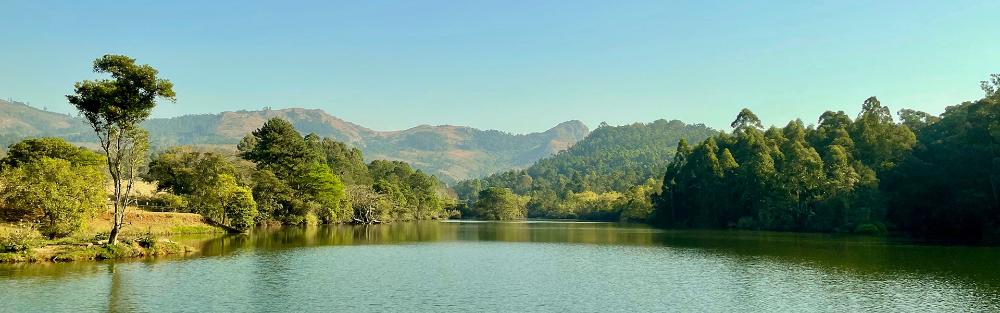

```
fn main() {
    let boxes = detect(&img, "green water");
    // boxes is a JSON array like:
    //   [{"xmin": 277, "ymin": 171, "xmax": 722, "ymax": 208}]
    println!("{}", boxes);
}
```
[{"xmin": 2, "ymin": 221, "xmax": 999, "ymax": 312}]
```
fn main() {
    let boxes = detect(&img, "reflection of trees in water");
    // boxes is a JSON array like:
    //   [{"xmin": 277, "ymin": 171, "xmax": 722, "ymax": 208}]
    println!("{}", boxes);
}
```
[
  {"xmin": 1, "ymin": 222, "xmax": 999, "ymax": 310},
  {"xmin": 653, "ymin": 230, "xmax": 1000, "ymax": 294},
  {"xmin": 107, "ymin": 263, "xmax": 137, "ymax": 313},
  {"xmin": 193, "ymin": 222, "xmax": 663, "ymax": 255},
  {"xmin": 0, "ymin": 260, "xmax": 105, "ymax": 279},
  {"xmin": 462, "ymin": 222, "xmax": 660, "ymax": 245},
  {"xmin": 182, "ymin": 222, "xmax": 1000, "ymax": 295}
]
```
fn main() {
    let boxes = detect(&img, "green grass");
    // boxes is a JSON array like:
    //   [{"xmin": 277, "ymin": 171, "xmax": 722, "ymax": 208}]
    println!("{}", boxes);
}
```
[
  {"xmin": 168, "ymin": 225, "xmax": 221, "ymax": 234},
  {"xmin": 46, "ymin": 240, "xmax": 188, "ymax": 262},
  {"xmin": 0, "ymin": 230, "xmax": 194, "ymax": 263},
  {"xmin": 0, "ymin": 251, "xmax": 34, "ymax": 263}
]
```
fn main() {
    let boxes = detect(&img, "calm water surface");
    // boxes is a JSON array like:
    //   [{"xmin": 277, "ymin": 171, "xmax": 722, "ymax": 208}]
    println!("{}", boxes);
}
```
[{"xmin": 2, "ymin": 221, "xmax": 999, "ymax": 312}]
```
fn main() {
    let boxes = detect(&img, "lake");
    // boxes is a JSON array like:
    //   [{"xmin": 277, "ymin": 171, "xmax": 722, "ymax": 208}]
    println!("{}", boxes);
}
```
[{"xmin": 2, "ymin": 221, "xmax": 999, "ymax": 312}]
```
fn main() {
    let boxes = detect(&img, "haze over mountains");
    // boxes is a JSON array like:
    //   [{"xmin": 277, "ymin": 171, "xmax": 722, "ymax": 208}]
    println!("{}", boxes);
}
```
[
  {"xmin": 455, "ymin": 119, "xmax": 719, "ymax": 211},
  {"xmin": 0, "ymin": 99, "xmax": 589, "ymax": 182}
]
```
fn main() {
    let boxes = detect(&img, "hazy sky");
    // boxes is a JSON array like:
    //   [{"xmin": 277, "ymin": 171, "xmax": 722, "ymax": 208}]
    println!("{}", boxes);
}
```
[{"xmin": 2, "ymin": 1, "xmax": 998, "ymax": 133}]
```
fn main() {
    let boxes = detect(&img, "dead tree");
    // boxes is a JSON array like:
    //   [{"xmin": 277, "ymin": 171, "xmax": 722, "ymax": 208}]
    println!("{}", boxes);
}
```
[{"xmin": 347, "ymin": 186, "xmax": 385, "ymax": 224}]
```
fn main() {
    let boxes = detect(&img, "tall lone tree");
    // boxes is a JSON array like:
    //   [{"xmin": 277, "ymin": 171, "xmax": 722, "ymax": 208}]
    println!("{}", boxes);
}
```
[{"xmin": 67, "ymin": 54, "xmax": 175, "ymax": 244}]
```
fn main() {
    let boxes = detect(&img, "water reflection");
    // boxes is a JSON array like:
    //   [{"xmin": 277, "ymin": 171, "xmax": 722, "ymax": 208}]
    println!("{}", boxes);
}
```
[
  {"xmin": 192, "ymin": 221, "xmax": 661, "ymax": 257},
  {"xmin": 1, "ymin": 221, "xmax": 999, "ymax": 312},
  {"xmin": 182, "ymin": 221, "xmax": 1000, "ymax": 292},
  {"xmin": 107, "ymin": 263, "xmax": 132, "ymax": 313}
]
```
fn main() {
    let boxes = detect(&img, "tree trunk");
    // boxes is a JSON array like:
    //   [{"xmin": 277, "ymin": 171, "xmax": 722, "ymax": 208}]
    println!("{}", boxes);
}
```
[
  {"xmin": 108, "ymin": 180, "xmax": 123, "ymax": 245},
  {"xmin": 107, "ymin": 129, "xmax": 125, "ymax": 245},
  {"xmin": 108, "ymin": 220, "xmax": 121, "ymax": 244}
]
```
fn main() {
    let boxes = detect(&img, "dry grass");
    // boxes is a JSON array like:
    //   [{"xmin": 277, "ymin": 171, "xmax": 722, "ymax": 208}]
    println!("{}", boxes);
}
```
[
  {"xmin": 104, "ymin": 180, "xmax": 159, "ymax": 198},
  {"xmin": 84, "ymin": 207, "xmax": 223, "ymax": 236}
]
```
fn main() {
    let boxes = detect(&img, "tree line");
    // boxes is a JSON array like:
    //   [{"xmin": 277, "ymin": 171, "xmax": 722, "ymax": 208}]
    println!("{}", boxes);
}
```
[
  {"xmin": 1, "ymin": 54, "xmax": 456, "ymax": 247},
  {"xmin": 655, "ymin": 75, "xmax": 1000, "ymax": 242},
  {"xmin": 2, "ymin": 53, "xmax": 997, "ymax": 245},
  {"xmin": 144, "ymin": 118, "xmax": 457, "ymax": 229},
  {"xmin": 458, "ymin": 74, "xmax": 1000, "ymax": 243}
]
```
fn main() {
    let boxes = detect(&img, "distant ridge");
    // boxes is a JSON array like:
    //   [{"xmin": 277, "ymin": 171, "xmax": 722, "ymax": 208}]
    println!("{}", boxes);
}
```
[
  {"xmin": 0, "ymin": 99, "xmax": 590, "ymax": 182},
  {"xmin": 456, "ymin": 119, "xmax": 720, "ymax": 203}
]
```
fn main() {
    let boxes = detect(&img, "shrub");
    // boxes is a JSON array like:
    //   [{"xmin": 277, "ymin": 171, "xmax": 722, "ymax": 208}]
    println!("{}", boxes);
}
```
[
  {"xmin": 0, "ymin": 225, "xmax": 41, "ymax": 252},
  {"xmin": 144, "ymin": 240, "xmax": 184, "ymax": 256},
  {"xmin": 134, "ymin": 233, "xmax": 157, "ymax": 248},
  {"xmin": 736, "ymin": 217, "xmax": 757, "ymax": 229},
  {"xmin": 0, "ymin": 158, "xmax": 105, "ymax": 238},
  {"xmin": 92, "ymin": 232, "xmax": 110, "ymax": 242},
  {"xmin": 51, "ymin": 246, "xmax": 102, "ymax": 262},
  {"xmin": 854, "ymin": 223, "xmax": 886, "ymax": 235},
  {"xmin": 99, "ymin": 243, "xmax": 141, "ymax": 259}
]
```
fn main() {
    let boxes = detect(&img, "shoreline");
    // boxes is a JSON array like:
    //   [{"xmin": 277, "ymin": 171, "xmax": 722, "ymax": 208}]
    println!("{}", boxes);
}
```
[
  {"xmin": 0, "ymin": 209, "xmax": 225, "ymax": 263},
  {"xmin": 0, "ymin": 238, "xmax": 198, "ymax": 263}
]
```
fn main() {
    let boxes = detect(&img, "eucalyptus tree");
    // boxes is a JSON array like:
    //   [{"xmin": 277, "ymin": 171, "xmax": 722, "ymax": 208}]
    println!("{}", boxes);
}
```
[
  {"xmin": 886, "ymin": 74, "xmax": 1000, "ymax": 240},
  {"xmin": 777, "ymin": 120, "xmax": 825, "ymax": 228},
  {"xmin": 897, "ymin": 109, "xmax": 940, "ymax": 132},
  {"xmin": 654, "ymin": 139, "xmax": 691, "ymax": 226},
  {"xmin": 67, "ymin": 55, "xmax": 175, "ymax": 244},
  {"xmin": 850, "ymin": 97, "xmax": 915, "ymax": 171}
]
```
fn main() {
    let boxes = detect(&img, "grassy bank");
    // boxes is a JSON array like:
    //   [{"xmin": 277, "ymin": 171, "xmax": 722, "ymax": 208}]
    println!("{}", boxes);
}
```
[
  {"xmin": 0, "ymin": 236, "xmax": 195, "ymax": 263},
  {"xmin": 0, "ymin": 208, "xmax": 223, "ymax": 263},
  {"xmin": 86, "ymin": 208, "xmax": 224, "ymax": 237}
]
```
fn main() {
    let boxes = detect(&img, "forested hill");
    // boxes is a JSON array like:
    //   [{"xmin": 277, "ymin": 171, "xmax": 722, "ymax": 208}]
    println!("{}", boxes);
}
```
[
  {"xmin": 0, "ymin": 99, "xmax": 590, "ymax": 182},
  {"xmin": 455, "ymin": 119, "xmax": 718, "ymax": 217}
]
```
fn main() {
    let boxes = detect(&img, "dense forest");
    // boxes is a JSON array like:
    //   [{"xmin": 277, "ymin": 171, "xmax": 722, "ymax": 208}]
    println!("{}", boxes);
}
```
[
  {"xmin": 455, "ymin": 119, "xmax": 718, "ymax": 221},
  {"xmin": 655, "ymin": 75, "xmax": 1000, "ymax": 242},
  {"xmin": 454, "ymin": 75, "xmax": 1000, "ymax": 243}
]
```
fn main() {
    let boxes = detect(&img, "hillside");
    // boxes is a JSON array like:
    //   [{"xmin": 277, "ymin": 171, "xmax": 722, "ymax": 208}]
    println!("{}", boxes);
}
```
[
  {"xmin": 0, "ymin": 99, "xmax": 589, "ymax": 182},
  {"xmin": 454, "ymin": 119, "xmax": 719, "ymax": 209},
  {"xmin": 0, "ymin": 99, "xmax": 92, "ymax": 145}
]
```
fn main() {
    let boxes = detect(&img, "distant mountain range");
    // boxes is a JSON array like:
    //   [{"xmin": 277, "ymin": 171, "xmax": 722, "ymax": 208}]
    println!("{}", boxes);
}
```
[{"xmin": 0, "ymin": 99, "xmax": 589, "ymax": 182}]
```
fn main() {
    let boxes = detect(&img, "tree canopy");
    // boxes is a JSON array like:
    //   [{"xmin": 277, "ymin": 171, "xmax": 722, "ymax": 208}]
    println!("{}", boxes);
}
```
[
  {"xmin": 1, "ymin": 137, "xmax": 104, "ymax": 169},
  {"xmin": 142, "ymin": 118, "xmax": 456, "ymax": 228},
  {"xmin": 654, "ymin": 98, "xmax": 916, "ymax": 232},
  {"xmin": 884, "ymin": 77, "xmax": 1000, "ymax": 241},
  {"xmin": 648, "ymin": 75, "xmax": 1000, "ymax": 243},
  {"xmin": 472, "ymin": 187, "xmax": 526, "ymax": 220},
  {"xmin": 0, "ymin": 154, "xmax": 105, "ymax": 238}
]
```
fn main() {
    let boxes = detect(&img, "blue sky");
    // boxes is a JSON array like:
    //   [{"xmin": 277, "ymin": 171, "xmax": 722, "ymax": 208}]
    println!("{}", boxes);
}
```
[{"xmin": 2, "ymin": 1, "xmax": 998, "ymax": 133}]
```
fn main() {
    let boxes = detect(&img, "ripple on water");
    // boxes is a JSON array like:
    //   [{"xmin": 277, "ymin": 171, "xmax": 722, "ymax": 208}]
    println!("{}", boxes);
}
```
[{"xmin": 1, "ymin": 222, "xmax": 998, "ymax": 312}]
